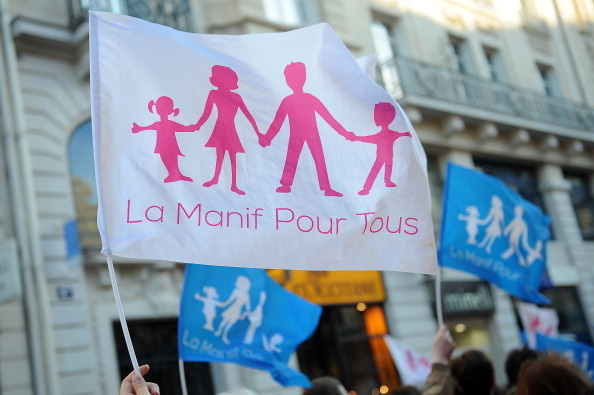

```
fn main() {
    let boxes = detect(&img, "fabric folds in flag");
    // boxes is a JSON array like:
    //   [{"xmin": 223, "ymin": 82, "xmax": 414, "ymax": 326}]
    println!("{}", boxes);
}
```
[
  {"xmin": 89, "ymin": 11, "xmax": 437, "ymax": 273},
  {"xmin": 178, "ymin": 264, "xmax": 322, "ymax": 387},
  {"xmin": 439, "ymin": 163, "xmax": 551, "ymax": 304}
]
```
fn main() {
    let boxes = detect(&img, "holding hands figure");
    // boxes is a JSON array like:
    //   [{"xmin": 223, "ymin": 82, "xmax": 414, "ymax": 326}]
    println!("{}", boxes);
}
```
[
  {"xmin": 348, "ymin": 102, "xmax": 412, "ymax": 195},
  {"xmin": 195, "ymin": 65, "xmax": 262, "ymax": 195}
]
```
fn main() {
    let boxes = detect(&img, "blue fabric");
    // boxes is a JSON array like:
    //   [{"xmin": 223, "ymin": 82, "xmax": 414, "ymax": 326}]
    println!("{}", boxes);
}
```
[
  {"xmin": 439, "ymin": 163, "xmax": 551, "ymax": 304},
  {"xmin": 534, "ymin": 333, "xmax": 594, "ymax": 380},
  {"xmin": 178, "ymin": 264, "xmax": 322, "ymax": 387}
]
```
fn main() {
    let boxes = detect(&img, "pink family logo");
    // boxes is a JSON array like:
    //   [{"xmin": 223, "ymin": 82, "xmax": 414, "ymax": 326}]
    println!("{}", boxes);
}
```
[{"xmin": 131, "ymin": 62, "xmax": 411, "ymax": 196}]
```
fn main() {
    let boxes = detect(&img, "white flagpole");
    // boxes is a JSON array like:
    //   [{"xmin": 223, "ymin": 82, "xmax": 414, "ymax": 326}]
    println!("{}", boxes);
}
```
[
  {"xmin": 435, "ymin": 270, "xmax": 444, "ymax": 328},
  {"xmin": 106, "ymin": 252, "xmax": 141, "ymax": 376},
  {"xmin": 179, "ymin": 359, "xmax": 189, "ymax": 395}
]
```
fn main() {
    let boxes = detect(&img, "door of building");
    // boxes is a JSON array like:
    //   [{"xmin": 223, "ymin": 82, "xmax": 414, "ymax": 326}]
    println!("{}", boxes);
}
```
[{"xmin": 113, "ymin": 318, "xmax": 215, "ymax": 394}]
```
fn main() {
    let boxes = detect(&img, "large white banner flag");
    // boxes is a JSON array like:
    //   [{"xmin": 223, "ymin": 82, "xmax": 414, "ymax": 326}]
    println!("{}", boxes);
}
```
[{"xmin": 89, "ymin": 12, "xmax": 437, "ymax": 273}]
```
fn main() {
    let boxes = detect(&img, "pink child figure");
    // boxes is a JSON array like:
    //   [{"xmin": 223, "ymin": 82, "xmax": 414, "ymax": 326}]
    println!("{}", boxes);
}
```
[
  {"xmin": 131, "ymin": 96, "xmax": 195, "ymax": 183},
  {"xmin": 349, "ymin": 102, "xmax": 411, "ymax": 195},
  {"xmin": 195, "ymin": 65, "xmax": 262, "ymax": 195},
  {"xmin": 260, "ymin": 62, "xmax": 354, "ymax": 197}
]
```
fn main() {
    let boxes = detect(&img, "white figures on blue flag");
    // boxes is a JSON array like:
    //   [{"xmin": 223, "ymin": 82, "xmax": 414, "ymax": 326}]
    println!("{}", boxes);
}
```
[
  {"xmin": 476, "ymin": 195, "xmax": 505, "ymax": 253},
  {"xmin": 459, "ymin": 196, "xmax": 544, "ymax": 266},
  {"xmin": 502, "ymin": 205, "xmax": 530, "ymax": 265},
  {"xmin": 194, "ymin": 286, "xmax": 223, "ymax": 331},
  {"xmin": 263, "ymin": 333, "xmax": 284, "ymax": 353},
  {"xmin": 244, "ymin": 291, "xmax": 266, "ymax": 344},
  {"xmin": 457, "ymin": 206, "xmax": 480, "ymax": 244},
  {"xmin": 193, "ymin": 275, "xmax": 285, "ymax": 351},
  {"xmin": 215, "ymin": 275, "xmax": 252, "ymax": 344}
]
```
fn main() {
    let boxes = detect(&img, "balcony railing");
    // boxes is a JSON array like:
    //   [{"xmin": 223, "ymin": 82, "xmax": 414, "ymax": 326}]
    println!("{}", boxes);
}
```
[
  {"xmin": 68, "ymin": 0, "xmax": 193, "ymax": 32},
  {"xmin": 380, "ymin": 56, "xmax": 594, "ymax": 131}
]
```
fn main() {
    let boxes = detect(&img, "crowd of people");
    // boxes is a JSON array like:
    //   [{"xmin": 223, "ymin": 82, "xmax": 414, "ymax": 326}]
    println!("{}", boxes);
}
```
[{"xmin": 119, "ymin": 326, "xmax": 594, "ymax": 395}]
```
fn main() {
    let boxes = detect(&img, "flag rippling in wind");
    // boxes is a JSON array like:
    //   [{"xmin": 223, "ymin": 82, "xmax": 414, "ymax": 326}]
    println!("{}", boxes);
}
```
[
  {"xmin": 178, "ymin": 264, "xmax": 322, "ymax": 387},
  {"xmin": 89, "ymin": 11, "xmax": 437, "ymax": 273},
  {"xmin": 439, "ymin": 163, "xmax": 551, "ymax": 304}
]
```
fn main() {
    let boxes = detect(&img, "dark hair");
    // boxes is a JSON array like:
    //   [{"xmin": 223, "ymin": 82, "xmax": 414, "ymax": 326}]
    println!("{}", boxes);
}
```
[
  {"xmin": 583, "ymin": 384, "xmax": 594, "ymax": 395},
  {"xmin": 387, "ymin": 385, "xmax": 421, "ymax": 395},
  {"xmin": 504, "ymin": 347, "xmax": 540, "ymax": 388},
  {"xmin": 515, "ymin": 352, "xmax": 590, "ymax": 395},
  {"xmin": 450, "ymin": 349, "xmax": 494, "ymax": 395},
  {"xmin": 302, "ymin": 376, "xmax": 346, "ymax": 395}
]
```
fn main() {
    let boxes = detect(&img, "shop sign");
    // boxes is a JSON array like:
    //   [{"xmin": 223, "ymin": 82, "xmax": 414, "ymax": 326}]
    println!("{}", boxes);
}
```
[
  {"xmin": 0, "ymin": 238, "xmax": 21, "ymax": 303},
  {"xmin": 434, "ymin": 281, "xmax": 495, "ymax": 317},
  {"xmin": 268, "ymin": 270, "xmax": 386, "ymax": 305}
]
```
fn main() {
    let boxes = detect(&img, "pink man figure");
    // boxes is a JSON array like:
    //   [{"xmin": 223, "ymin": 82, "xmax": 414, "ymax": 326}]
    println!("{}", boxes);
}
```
[
  {"xmin": 349, "ymin": 102, "xmax": 411, "ymax": 195},
  {"xmin": 260, "ymin": 62, "xmax": 354, "ymax": 197},
  {"xmin": 132, "ymin": 96, "xmax": 195, "ymax": 183},
  {"xmin": 195, "ymin": 65, "xmax": 262, "ymax": 195}
]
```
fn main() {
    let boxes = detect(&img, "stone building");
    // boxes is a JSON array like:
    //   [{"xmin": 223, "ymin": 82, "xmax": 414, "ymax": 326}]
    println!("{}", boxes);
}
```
[{"xmin": 0, "ymin": 0, "xmax": 593, "ymax": 394}]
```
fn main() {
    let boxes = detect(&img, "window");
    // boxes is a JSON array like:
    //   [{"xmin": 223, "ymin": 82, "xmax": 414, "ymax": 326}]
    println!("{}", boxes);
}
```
[
  {"xmin": 448, "ymin": 36, "xmax": 473, "ymax": 75},
  {"xmin": 297, "ymin": 304, "xmax": 400, "ymax": 394},
  {"xmin": 114, "ymin": 318, "xmax": 215, "ymax": 394},
  {"xmin": 263, "ymin": 0, "xmax": 320, "ymax": 25},
  {"xmin": 565, "ymin": 172, "xmax": 594, "ymax": 241},
  {"xmin": 371, "ymin": 17, "xmax": 403, "ymax": 97},
  {"xmin": 68, "ymin": 120, "xmax": 102, "ymax": 254},
  {"xmin": 537, "ymin": 63, "xmax": 561, "ymax": 97},
  {"xmin": 483, "ymin": 46, "xmax": 507, "ymax": 83}
]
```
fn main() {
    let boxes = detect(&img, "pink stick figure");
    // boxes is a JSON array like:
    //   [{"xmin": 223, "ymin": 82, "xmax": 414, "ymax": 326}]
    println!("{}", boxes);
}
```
[
  {"xmin": 131, "ymin": 96, "xmax": 196, "ymax": 183},
  {"xmin": 260, "ymin": 62, "xmax": 353, "ymax": 197},
  {"xmin": 195, "ymin": 65, "xmax": 262, "ymax": 195},
  {"xmin": 349, "ymin": 102, "xmax": 411, "ymax": 195}
]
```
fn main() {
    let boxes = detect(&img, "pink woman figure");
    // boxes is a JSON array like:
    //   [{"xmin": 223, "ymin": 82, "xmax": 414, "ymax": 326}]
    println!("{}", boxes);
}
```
[
  {"xmin": 132, "ymin": 96, "xmax": 196, "ymax": 183},
  {"xmin": 260, "ymin": 62, "xmax": 354, "ymax": 197},
  {"xmin": 195, "ymin": 65, "xmax": 262, "ymax": 195},
  {"xmin": 349, "ymin": 102, "xmax": 411, "ymax": 195}
]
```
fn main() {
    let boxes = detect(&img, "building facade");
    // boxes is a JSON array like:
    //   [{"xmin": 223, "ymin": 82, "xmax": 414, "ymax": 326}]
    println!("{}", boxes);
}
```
[{"xmin": 0, "ymin": 0, "xmax": 593, "ymax": 394}]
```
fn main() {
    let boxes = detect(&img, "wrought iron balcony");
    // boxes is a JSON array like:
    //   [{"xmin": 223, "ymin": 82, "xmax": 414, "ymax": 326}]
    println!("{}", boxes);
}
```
[
  {"xmin": 68, "ymin": 0, "xmax": 193, "ymax": 32},
  {"xmin": 379, "ymin": 56, "xmax": 594, "ymax": 132}
]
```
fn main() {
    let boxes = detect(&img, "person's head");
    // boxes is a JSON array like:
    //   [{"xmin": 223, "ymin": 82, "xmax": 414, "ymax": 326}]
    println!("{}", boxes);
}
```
[
  {"xmin": 284, "ymin": 62, "xmax": 306, "ymax": 91},
  {"xmin": 302, "ymin": 376, "xmax": 348, "ymax": 395},
  {"xmin": 583, "ymin": 384, "xmax": 594, "ymax": 395},
  {"xmin": 449, "ymin": 349, "xmax": 495, "ymax": 395},
  {"xmin": 210, "ymin": 65, "xmax": 238, "ymax": 90},
  {"xmin": 515, "ymin": 352, "xmax": 591, "ymax": 395},
  {"xmin": 149, "ymin": 96, "xmax": 179, "ymax": 117},
  {"xmin": 374, "ymin": 102, "xmax": 397, "ymax": 127},
  {"xmin": 235, "ymin": 275, "xmax": 251, "ymax": 291},
  {"xmin": 388, "ymin": 385, "xmax": 421, "ymax": 395},
  {"xmin": 504, "ymin": 347, "xmax": 540, "ymax": 388}
]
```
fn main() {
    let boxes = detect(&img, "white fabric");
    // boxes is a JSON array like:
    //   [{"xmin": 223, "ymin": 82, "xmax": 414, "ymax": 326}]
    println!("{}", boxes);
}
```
[
  {"xmin": 89, "ymin": 11, "xmax": 437, "ymax": 273},
  {"xmin": 516, "ymin": 301, "xmax": 559, "ymax": 348},
  {"xmin": 385, "ymin": 335, "xmax": 431, "ymax": 387}
]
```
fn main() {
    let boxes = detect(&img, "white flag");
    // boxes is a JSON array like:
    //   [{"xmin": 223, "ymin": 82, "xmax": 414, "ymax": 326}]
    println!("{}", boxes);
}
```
[
  {"xmin": 516, "ymin": 301, "xmax": 559, "ymax": 348},
  {"xmin": 89, "ymin": 12, "xmax": 437, "ymax": 273},
  {"xmin": 385, "ymin": 335, "xmax": 431, "ymax": 387}
]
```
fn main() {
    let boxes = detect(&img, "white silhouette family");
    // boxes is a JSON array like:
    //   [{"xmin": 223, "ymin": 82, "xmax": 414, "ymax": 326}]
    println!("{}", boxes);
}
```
[
  {"xmin": 457, "ymin": 195, "xmax": 543, "ymax": 266},
  {"xmin": 194, "ymin": 275, "xmax": 283, "ymax": 351}
]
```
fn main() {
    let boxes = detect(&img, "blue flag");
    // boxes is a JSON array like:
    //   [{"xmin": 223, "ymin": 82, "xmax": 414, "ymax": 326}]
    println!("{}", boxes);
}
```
[
  {"xmin": 439, "ymin": 163, "xmax": 551, "ymax": 304},
  {"xmin": 533, "ymin": 333, "xmax": 594, "ymax": 380},
  {"xmin": 178, "ymin": 264, "xmax": 322, "ymax": 387}
]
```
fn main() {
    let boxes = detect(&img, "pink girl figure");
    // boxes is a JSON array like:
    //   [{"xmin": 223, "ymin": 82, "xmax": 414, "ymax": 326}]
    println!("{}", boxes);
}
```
[
  {"xmin": 195, "ymin": 65, "xmax": 262, "ymax": 195},
  {"xmin": 349, "ymin": 102, "xmax": 411, "ymax": 195},
  {"xmin": 131, "ymin": 96, "xmax": 195, "ymax": 183}
]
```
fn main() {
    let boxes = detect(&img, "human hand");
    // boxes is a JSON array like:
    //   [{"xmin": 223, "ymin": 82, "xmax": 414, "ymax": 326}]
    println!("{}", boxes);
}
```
[
  {"xmin": 131, "ymin": 123, "xmax": 141, "ymax": 133},
  {"xmin": 120, "ymin": 364, "xmax": 160, "ymax": 395},
  {"xmin": 432, "ymin": 325, "xmax": 455, "ymax": 365},
  {"xmin": 259, "ymin": 134, "xmax": 270, "ymax": 147},
  {"xmin": 346, "ymin": 132, "xmax": 357, "ymax": 141}
]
